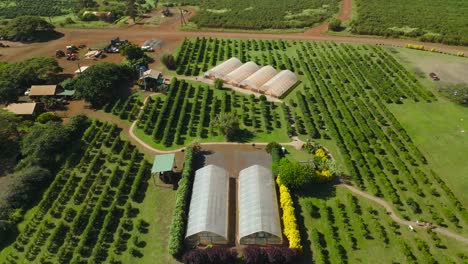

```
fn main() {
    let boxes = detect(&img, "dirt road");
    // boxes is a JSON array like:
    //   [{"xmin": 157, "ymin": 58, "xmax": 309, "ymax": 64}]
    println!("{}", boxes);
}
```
[{"xmin": 1, "ymin": 0, "xmax": 467, "ymax": 73}]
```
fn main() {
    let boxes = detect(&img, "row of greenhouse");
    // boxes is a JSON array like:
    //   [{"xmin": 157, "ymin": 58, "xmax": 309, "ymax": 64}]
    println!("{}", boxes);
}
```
[
  {"xmin": 185, "ymin": 164, "xmax": 283, "ymax": 247},
  {"xmin": 204, "ymin": 57, "xmax": 298, "ymax": 98}
]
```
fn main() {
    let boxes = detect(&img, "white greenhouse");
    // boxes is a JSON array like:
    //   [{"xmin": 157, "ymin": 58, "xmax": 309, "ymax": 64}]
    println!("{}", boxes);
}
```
[
  {"xmin": 224, "ymin": 61, "xmax": 260, "ymax": 85},
  {"xmin": 185, "ymin": 165, "xmax": 230, "ymax": 246},
  {"xmin": 238, "ymin": 165, "xmax": 283, "ymax": 245},
  {"xmin": 204, "ymin": 57, "xmax": 243, "ymax": 79},
  {"xmin": 239, "ymin": 66, "xmax": 277, "ymax": 91},
  {"xmin": 263, "ymin": 70, "xmax": 298, "ymax": 98}
]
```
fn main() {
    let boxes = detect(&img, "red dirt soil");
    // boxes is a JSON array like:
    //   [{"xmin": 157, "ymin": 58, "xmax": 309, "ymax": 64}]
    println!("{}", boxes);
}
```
[{"xmin": 0, "ymin": 1, "xmax": 466, "ymax": 74}]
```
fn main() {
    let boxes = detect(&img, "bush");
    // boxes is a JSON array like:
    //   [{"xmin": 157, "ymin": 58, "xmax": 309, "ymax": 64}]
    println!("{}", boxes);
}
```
[
  {"xmin": 243, "ymin": 246, "xmax": 300, "ymax": 264},
  {"xmin": 168, "ymin": 145, "xmax": 198, "ymax": 257},
  {"xmin": 37, "ymin": 112, "xmax": 61, "ymax": 124},
  {"xmin": 329, "ymin": 18, "xmax": 342, "ymax": 31},
  {"xmin": 161, "ymin": 54, "xmax": 177, "ymax": 70},
  {"xmin": 277, "ymin": 178, "xmax": 302, "ymax": 250},
  {"xmin": 183, "ymin": 247, "xmax": 237, "ymax": 264}
]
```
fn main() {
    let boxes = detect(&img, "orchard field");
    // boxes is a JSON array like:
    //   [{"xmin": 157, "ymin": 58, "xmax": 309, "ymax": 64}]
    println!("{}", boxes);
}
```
[
  {"xmin": 163, "ymin": 37, "xmax": 468, "ymax": 251},
  {"xmin": 351, "ymin": 0, "xmax": 468, "ymax": 46},
  {"xmin": 0, "ymin": 120, "xmax": 178, "ymax": 264},
  {"xmin": 172, "ymin": 0, "xmax": 340, "ymax": 30}
]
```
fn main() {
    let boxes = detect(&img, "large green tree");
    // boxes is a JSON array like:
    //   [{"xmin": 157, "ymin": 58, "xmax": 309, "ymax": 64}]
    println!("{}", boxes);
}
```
[
  {"xmin": 212, "ymin": 112, "xmax": 240, "ymax": 141},
  {"xmin": 0, "ymin": 16, "xmax": 55, "ymax": 39},
  {"xmin": 0, "ymin": 110, "xmax": 22, "ymax": 172},
  {"xmin": 72, "ymin": 62, "xmax": 134, "ymax": 107},
  {"xmin": 0, "ymin": 57, "xmax": 62, "ymax": 103}
]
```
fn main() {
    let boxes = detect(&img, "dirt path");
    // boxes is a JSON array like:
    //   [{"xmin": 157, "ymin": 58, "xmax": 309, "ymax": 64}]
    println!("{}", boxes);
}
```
[
  {"xmin": 340, "ymin": 182, "xmax": 468, "ymax": 244},
  {"xmin": 340, "ymin": 0, "xmax": 353, "ymax": 21}
]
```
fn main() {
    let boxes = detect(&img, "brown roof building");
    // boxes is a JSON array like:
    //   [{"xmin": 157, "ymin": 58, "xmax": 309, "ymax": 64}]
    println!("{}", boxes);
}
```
[
  {"xmin": 4, "ymin": 103, "xmax": 39, "ymax": 116},
  {"xmin": 29, "ymin": 85, "xmax": 58, "ymax": 97}
]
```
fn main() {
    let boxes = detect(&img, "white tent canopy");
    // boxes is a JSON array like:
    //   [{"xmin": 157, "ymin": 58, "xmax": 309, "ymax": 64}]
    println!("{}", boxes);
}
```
[
  {"xmin": 239, "ymin": 66, "xmax": 277, "ymax": 90},
  {"xmin": 185, "ymin": 165, "xmax": 230, "ymax": 240},
  {"xmin": 204, "ymin": 57, "xmax": 242, "ymax": 79},
  {"xmin": 238, "ymin": 165, "xmax": 282, "ymax": 241},
  {"xmin": 263, "ymin": 70, "xmax": 298, "ymax": 98},
  {"xmin": 224, "ymin": 61, "xmax": 259, "ymax": 85}
]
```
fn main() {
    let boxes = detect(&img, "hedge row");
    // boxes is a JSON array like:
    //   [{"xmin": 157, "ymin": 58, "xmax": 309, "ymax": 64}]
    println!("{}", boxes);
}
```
[
  {"xmin": 276, "ymin": 177, "xmax": 302, "ymax": 250},
  {"xmin": 168, "ymin": 145, "xmax": 198, "ymax": 257}
]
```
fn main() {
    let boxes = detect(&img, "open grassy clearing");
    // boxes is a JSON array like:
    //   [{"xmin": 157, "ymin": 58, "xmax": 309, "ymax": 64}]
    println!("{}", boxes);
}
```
[
  {"xmin": 162, "ymin": 37, "xmax": 467, "ymax": 238},
  {"xmin": 386, "ymin": 47, "xmax": 468, "ymax": 85},
  {"xmin": 387, "ymin": 100, "xmax": 468, "ymax": 206},
  {"xmin": 171, "ymin": 0, "xmax": 340, "ymax": 30},
  {"xmin": 297, "ymin": 184, "xmax": 468, "ymax": 264},
  {"xmin": 351, "ymin": 0, "xmax": 468, "ymax": 45},
  {"xmin": 0, "ymin": 120, "xmax": 177, "ymax": 264}
]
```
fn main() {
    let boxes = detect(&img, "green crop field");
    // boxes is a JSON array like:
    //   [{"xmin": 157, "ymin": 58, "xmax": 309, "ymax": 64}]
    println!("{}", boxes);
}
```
[
  {"xmin": 162, "ymin": 37, "xmax": 467, "ymax": 238},
  {"xmin": 351, "ymin": 0, "xmax": 468, "ymax": 45},
  {"xmin": 172, "ymin": 0, "xmax": 340, "ymax": 30},
  {"xmin": 0, "ymin": 120, "xmax": 178, "ymax": 264}
]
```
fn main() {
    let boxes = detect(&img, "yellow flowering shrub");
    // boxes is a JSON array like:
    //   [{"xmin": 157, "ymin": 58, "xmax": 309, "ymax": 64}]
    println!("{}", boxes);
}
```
[
  {"xmin": 315, "ymin": 169, "xmax": 333, "ymax": 182},
  {"xmin": 277, "ymin": 176, "xmax": 303, "ymax": 250},
  {"xmin": 406, "ymin": 44, "xmax": 424, "ymax": 50},
  {"xmin": 314, "ymin": 148, "xmax": 327, "ymax": 161}
]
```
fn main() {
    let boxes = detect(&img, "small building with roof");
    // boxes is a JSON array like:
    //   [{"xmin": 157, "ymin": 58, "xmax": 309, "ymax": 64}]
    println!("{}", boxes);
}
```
[
  {"xmin": 4, "ymin": 102, "xmax": 42, "ymax": 118},
  {"xmin": 139, "ymin": 69, "xmax": 164, "ymax": 91},
  {"xmin": 185, "ymin": 165, "xmax": 230, "ymax": 247},
  {"xmin": 238, "ymin": 165, "xmax": 282, "ymax": 245},
  {"xmin": 28, "ymin": 85, "xmax": 60, "ymax": 100},
  {"xmin": 204, "ymin": 57, "xmax": 243, "ymax": 79},
  {"xmin": 151, "ymin": 153, "xmax": 176, "ymax": 183}
]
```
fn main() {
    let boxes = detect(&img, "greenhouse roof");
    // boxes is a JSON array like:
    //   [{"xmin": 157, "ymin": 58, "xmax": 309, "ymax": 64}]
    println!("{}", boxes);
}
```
[
  {"xmin": 224, "ymin": 61, "xmax": 259, "ymax": 84},
  {"xmin": 239, "ymin": 66, "xmax": 277, "ymax": 90},
  {"xmin": 204, "ymin": 57, "xmax": 242, "ymax": 79},
  {"xmin": 185, "ymin": 165, "xmax": 229, "ymax": 239},
  {"xmin": 263, "ymin": 70, "xmax": 298, "ymax": 98},
  {"xmin": 151, "ymin": 153, "xmax": 175, "ymax": 173},
  {"xmin": 238, "ymin": 165, "xmax": 282, "ymax": 240}
]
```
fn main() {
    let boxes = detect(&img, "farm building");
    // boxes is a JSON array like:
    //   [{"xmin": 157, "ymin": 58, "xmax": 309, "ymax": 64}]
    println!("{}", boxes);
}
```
[
  {"xmin": 185, "ymin": 165, "xmax": 230, "ymax": 247},
  {"xmin": 4, "ymin": 102, "xmax": 41, "ymax": 118},
  {"xmin": 138, "ymin": 69, "xmax": 165, "ymax": 91},
  {"xmin": 239, "ymin": 66, "xmax": 277, "ymax": 91},
  {"xmin": 224, "ymin": 61, "xmax": 259, "ymax": 85},
  {"xmin": 263, "ymin": 70, "xmax": 298, "ymax": 98},
  {"xmin": 204, "ymin": 57, "xmax": 242, "ymax": 79},
  {"xmin": 74, "ymin": 66, "xmax": 89, "ymax": 74},
  {"xmin": 28, "ymin": 85, "xmax": 59, "ymax": 97},
  {"xmin": 151, "ymin": 153, "xmax": 176, "ymax": 183},
  {"xmin": 238, "ymin": 165, "xmax": 282, "ymax": 245},
  {"xmin": 82, "ymin": 11, "xmax": 114, "ymax": 21}
]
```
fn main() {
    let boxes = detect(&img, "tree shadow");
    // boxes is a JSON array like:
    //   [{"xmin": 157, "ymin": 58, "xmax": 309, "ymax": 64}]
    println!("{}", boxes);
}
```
[{"xmin": 229, "ymin": 128, "xmax": 254, "ymax": 143}]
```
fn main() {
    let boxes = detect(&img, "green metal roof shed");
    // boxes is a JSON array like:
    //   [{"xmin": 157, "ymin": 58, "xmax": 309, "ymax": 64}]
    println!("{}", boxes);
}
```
[
  {"xmin": 152, "ymin": 153, "xmax": 176, "ymax": 174},
  {"xmin": 57, "ymin": 90, "xmax": 76, "ymax": 96}
]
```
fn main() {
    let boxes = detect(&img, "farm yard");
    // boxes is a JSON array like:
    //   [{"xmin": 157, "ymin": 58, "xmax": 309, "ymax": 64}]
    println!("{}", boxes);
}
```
[{"xmin": 1, "ymin": 1, "xmax": 468, "ymax": 263}]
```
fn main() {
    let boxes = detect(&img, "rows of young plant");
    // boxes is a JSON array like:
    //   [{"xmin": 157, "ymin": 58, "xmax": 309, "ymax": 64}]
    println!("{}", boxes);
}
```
[
  {"xmin": 352, "ymin": 0, "xmax": 468, "ymax": 46},
  {"xmin": 0, "ymin": 0, "xmax": 72, "ymax": 18},
  {"xmin": 4, "ymin": 120, "xmax": 152, "ymax": 263},
  {"xmin": 295, "ymin": 41, "xmax": 466, "ymax": 230},
  {"xmin": 173, "ymin": 38, "xmax": 466, "ymax": 230},
  {"xmin": 302, "ymin": 191, "xmax": 465, "ymax": 263},
  {"xmin": 104, "ymin": 94, "xmax": 142, "ymax": 122},
  {"xmin": 171, "ymin": 0, "xmax": 340, "ymax": 30},
  {"xmin": 135, "ymin": 78, "xmax": 288, "ymax": 147}
]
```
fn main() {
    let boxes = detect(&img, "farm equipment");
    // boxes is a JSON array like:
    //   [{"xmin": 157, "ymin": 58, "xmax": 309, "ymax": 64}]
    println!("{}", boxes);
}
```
[
  {"xmin": 55, "ymin": 50, "xmax": 65, "ymax": 58},
  {"xmin": 429, "ymin": 72, "xmax": 440, "ymax": 81},
  {"xmin": 66, "ymin": 53, "xmax": 79, "ymax": 61},
  {"xmin": 106, "ymin": 37, "xmax": 128, "ymax": 53},
  {"xmin": 66, "ymin": 45, "xmax": 79, "ymax": 53}
]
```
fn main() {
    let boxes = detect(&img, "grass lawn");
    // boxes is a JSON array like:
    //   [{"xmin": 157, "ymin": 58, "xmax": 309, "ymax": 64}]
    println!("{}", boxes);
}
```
[
  {"xmin": 387, "ymin": 99, "xmax": 468, "ymax": 205},
  {"xmin": 118, "ymin": 177, "xmax": 179, "ymax": 264}
]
